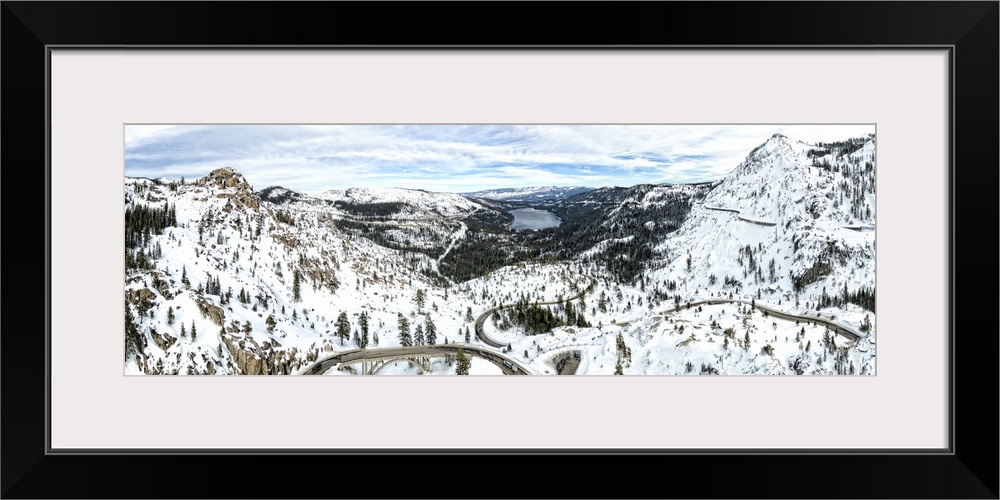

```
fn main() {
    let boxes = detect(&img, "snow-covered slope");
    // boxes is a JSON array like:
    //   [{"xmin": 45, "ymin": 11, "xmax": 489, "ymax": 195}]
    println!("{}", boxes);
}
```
[
  {"xmin": 488, "ymin": 134, "xmax": 877, "ymax": 375},
  {"xmin": 125, "ymin": 168, "xmax": 469, "ymax": 375},
  {"xmin": 124, "ymin": 133, "xmax": 876, "ymax": 376},
  {"xmin": 316, "ymin": 186, "xmax": 485, "ymax": 218},
  {"xmin": 651, "ymin": 133, "xmax": 875, "ymax": 302}
]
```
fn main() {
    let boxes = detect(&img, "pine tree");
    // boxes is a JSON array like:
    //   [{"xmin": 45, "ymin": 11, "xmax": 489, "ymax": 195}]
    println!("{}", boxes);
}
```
[
  {"xmin": 166, "ymin": 306, "xmax": 175, "ymax": 325},
  {"xmin": 373, "ymin": 331, "xmax": 380, "ymax": 347},
  {"xmin": 414, "ymin": 324, "xmax": 425, "ymax": 346},
  {"xmin": 455, "ymin": 347, "xmax": 471, "ymax": 375},
  {"xmin": 180, "ymin": 322, "xmax": 187, "ymax": 338},
  {"xmin": 292, "ymin": 270, "xmax": 301, "ymax": 302},
  {"xmin": 181, "ymin": 265, "xmax": 190, "ymax": 287},
  {"xmin": 336, "ymin": 311, "xmax": 350, "ymax": 345},
  {"xmin": 266, "ymin": 315, "xmax": 277, "ymax": 333},
  {"xmin": 464, "ymin": 326, "xmax": 471, "ymax": 343},
  {"xmin": 424, "ymin": 316, "xmax": 437, "ymax": 345},
  {"xmin": 415, "ymin": 289, "xmax": 425, "ymax": 310},
  {"xmin": 358, "ymin": 311, "xmax": 370, "ymax": 348},
  {"xmin": 191, "ymin": 320, "xmax": 197, "ymax": 341},
  {"xmin": 465, "ymin": 306, "xmax": 474, "ymax": 323},
  {"xmin": 397, "ymin": 313, "xmax": 412, "ymax": 347},
  {"xmin": 860, "ymin": 314, "xmax": 872, "ymax": 333}
]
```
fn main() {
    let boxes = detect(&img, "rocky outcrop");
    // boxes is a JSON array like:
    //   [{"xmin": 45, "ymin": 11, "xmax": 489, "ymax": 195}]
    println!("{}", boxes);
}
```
[
  {"xmin": 204, "ymin": 167, "xmax": 249, "ymax": 189},
  {"xmin": 127, "ymin": 288, "xmax": 156, "ymax": 305},
  {"xmin": 196, "ymin": 298, "xmax": 225, "ymax": 326},
  {"xmin": 152, "ymin": 330, "xmax": 177, "ymax": 351},
  {"xmin": 201, "ymin": 168, "xmax": 260, "ymax": 210},
  {"xmin": 151, "ymin": 273, "xmax": 174, "ymax": 300},
  {"xmin": 220, "ymin": 332, "xmax": 303, "ymax": 375},
  {"xmin": 215, "ymin": 192, "xmax": 259, "ymax": 211},
  {"xmin": 222, "ymin": 334, "xmax": 264, "ymax": 375}
]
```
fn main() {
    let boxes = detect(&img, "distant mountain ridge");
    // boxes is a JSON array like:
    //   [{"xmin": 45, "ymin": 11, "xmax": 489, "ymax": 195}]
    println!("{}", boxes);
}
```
[
  {"xmin": 461, "ymin": 186, "xmax": 594, "ymax": 202},
  {"xmin": 122, "ymin": 132, "xmax": 876, "ymax": 376}
]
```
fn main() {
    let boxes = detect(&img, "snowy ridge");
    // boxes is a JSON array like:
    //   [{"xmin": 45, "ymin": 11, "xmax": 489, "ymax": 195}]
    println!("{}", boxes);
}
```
[
  {"xmin": 649, "ymin": 132, "xmax": 875, "ymax": 334},
  {"xmin": 462, "ymin": 186, "xmax": 594, "ymax": 202},
  {"xmin": 316, "ymin": 186, "xmax": 484, "ymax": 218},
  {"xmin": 124, "ymin": 133, "xmax": 875, "ymax": 376},
  {"xmin": 600, "ymin": 183, "xmax": 711, "ymax": 227}
]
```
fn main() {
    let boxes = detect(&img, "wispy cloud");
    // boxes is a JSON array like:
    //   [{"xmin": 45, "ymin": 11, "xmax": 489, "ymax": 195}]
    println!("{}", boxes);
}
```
[{"xmin": 124, "ymin": 124, "xmax": 874, "ymax": 193}]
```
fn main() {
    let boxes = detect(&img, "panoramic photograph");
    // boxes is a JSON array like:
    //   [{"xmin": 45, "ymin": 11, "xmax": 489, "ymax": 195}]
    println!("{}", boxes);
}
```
[{"xmin": 124, "ymin": 124, "xmax": 876, "ymax": 375}]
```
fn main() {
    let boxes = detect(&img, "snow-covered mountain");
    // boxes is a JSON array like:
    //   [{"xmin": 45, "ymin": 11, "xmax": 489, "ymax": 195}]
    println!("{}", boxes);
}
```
[
  {"xmin": 618, "ymin": 133, "xmax": 877, "ymax": 374},
  {"xmin": 317, "ymin": 186, "xmax": 486, "ymax": 218},
  {"xmin": 461, "ymin": 185, "xmax": 594, "ymax": 202},
  {"xmin": 651, "ymin": 132, "xmax": 875, "ymax": 299},
  {"xmin": 262, "ymin": 185, "xmax": 485, "ymax": 219},
  {"xmin": 124, "ymin": 168, "xmax": 530, "ymax": 376},
  {"xmin": 124, "ymin": 134, "xmax": 875, "ymax": 376}
]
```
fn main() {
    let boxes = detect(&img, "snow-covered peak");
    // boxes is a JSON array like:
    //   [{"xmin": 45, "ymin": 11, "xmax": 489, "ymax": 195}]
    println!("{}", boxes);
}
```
[
  {"xmin": 316, "ymin": 186, "xmax": 483, "ymax": 218},
  {"xmin": 849, "ymin": 139, "xmax": 876, "ymax": 161},
  {"xmin": 262, "ymin": 186, "xmax": 293, "ymax": 199},
  {"xmin": 652, "ymin": 133, "xmax": 875, "ymax": 306},
  {"xmin": 462, "ymin": 186, "xmax": 594, "ymax": 202},
  {"xmin": 198, "ymin": 167, "xmax": 252, "ymax": 191}
]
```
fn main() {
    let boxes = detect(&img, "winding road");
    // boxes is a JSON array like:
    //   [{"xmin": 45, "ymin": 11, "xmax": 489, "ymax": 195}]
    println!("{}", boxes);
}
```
[
  {"xmin": 474, "ymin": 278, "xmax": 596, "ymax": 348},
  {"xmin": 703, "ymin": 205, "xmax": 777, "ymax": 227},
  {"xmin": 302, "ymin": 283, "xmax": 865, "ymax": 375},
  {"xmin": 614, "ymin": 297, "xmax": 866, "ymax": 343},
  {"xmin": 701, "ymin": 203, "xmax": 874, "ymax": 231},
  {"xmin": 303, "ymin": 343, "xmax": 535, "ymax": 375}
]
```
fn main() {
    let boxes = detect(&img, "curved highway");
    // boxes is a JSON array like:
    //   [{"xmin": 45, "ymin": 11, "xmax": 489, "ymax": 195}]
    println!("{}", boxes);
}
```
[
  {"xmin": 303, "ymin": 292, "xmax": 865, "ymax": 375},
  {"xmin": 703, "ymin": 205, "xmax": 777, "ymax": 227},
  {"xmin": 621, "ymin": 297, "xmax": 866, "ymax": 342},
  {"xmin": 303, "ymin": 343, "xmax": 535, "ymax": 375},
  {"xmin": 474, "ymin": 278, "xmax": 596, "ymax": 348},
  {"xmin": 701, "ymin": 203, "xmax": 873, "ymax": 231}
]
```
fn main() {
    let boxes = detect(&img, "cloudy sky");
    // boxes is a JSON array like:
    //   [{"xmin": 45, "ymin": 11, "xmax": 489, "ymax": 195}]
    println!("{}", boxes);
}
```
[{"xmin": 124, "ymin": 124, "xmax": 874, "ymax": 194}]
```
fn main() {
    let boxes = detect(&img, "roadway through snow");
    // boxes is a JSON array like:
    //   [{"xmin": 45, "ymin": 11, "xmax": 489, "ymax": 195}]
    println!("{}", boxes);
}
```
[
  {"xmin": 613, "ymin": 297, "xmax": 866, "ymax": 343},
  {"xmin": 302, "ymin": 284, "xmax": 865, "ymax": 375},
  {"xmin": 700, "ymin": 204, "xmax": 874, "ymax": 231},
  {"xmin": 474, "ymin": 278, "xmax": 597, "ymax": 348},
  {"xmin": 702, "ymin": 205, "xmax": 777, "ymax": 227},
  {"xmin": 303, "ymin": 344, "xmax": 534, "ymax": 375}
]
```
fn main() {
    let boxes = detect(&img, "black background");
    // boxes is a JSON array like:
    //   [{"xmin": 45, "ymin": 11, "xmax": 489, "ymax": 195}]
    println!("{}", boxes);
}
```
[{"xmin": 2, "ymin": 2, "xmax": 997, "ymax": 498}]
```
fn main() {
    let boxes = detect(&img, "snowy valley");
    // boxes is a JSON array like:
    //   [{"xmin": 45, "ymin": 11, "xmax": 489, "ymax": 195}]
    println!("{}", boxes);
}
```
[{"xmin": 124, "ymin": 132, "xmax": 876, "ymax": 375}]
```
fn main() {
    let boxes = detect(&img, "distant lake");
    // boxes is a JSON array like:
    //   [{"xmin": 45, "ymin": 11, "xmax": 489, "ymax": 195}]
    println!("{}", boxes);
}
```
[{"xmin": 509, "ymin": 208, "xmax": 561, "ymax": 231}]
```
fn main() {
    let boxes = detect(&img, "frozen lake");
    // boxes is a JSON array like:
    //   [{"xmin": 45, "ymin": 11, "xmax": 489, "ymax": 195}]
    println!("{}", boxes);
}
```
[{"xmin": 509, "ymin": 208, "xmax": 561, "ymax": 230}]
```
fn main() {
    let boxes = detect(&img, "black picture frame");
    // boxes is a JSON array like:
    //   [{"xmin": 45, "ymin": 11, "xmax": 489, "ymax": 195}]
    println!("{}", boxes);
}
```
[{"xmin": 3, "ymin": 2, "xmax": 996, "ymax": 498}]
